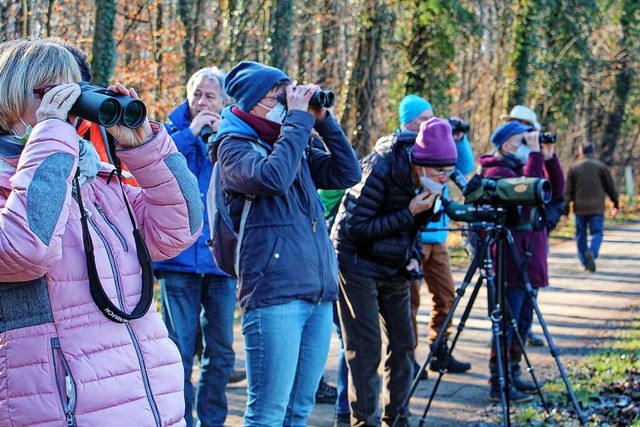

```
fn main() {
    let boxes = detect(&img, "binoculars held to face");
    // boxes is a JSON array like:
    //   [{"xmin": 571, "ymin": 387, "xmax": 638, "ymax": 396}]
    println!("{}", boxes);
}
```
[
  {"xmin": 276, "ymin": 90, "xmax": 335, "ymax": 108},
  {"xmin": 69, "ymin": 82, "xmax": 147, "ymax": 128}
]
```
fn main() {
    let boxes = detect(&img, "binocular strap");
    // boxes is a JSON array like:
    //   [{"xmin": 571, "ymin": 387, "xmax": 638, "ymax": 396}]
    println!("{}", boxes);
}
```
[{"xmin": 74, "ymin": 169, "xmax": 154, "ymax": 323}]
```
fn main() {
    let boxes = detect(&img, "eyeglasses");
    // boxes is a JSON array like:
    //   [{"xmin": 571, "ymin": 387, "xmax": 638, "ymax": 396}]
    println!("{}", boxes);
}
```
[
  {"xmin": 428, "ymin": 168, "xmax": 455, "ymax": 178},
  {"xmin": 33, "ymin": 84, "xmax": 58, "ymax": 99}
]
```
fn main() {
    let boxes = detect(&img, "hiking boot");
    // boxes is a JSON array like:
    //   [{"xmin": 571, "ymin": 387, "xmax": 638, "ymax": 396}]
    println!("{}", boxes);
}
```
[
  {"xmin": 333, "ymin": 413, "xmax": 351, "ymax": 427},
  {"xmin": 526, "ymin": 331, "xmax": 545, "ymax": 347},
  {"xmin": 316, "ymin": 376, "xmax": 338, "ymax": 404},
  {"xmin": 429, "ymin": 342, "xmax": 471, "ymax": 373},
  {"xmin": 489, "ymin": 381, "xmax": 535, "ymax": 403},
  {"xmin": 584, "ymin": 250, "xmax": 596, "ymax": 272},
  {"xmin": 228, "ymin": 369, "xmax": 246, "ymax": 384},
  {"xmin": 489, "ymin": 363, "xmax": 534, "ymax": 403},
  {"xmin": 413, "ymin": 359, "xmax": 428, "ymax": 381},
  {"xmin": 510, "ymin": 362, "xmax": 537, "ymax": 394}
]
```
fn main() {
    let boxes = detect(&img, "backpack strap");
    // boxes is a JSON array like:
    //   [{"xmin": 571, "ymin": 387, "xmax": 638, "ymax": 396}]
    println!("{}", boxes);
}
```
[{"xmin": 211, "ymin": 133, "xmax": 269, "ymax": 276}]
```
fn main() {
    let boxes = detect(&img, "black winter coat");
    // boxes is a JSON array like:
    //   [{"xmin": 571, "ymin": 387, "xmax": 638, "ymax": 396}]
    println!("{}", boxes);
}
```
[{"xmin": 331, "ymin": 131, "xmax": 430, "ymax": 280}]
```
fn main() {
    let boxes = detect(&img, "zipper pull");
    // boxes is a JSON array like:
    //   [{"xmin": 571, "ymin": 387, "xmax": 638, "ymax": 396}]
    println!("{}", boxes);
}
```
[
  {"xmin": 66, "ymin": 412, "xmax": 75, "ymax": 427},
  {"xmin": 312, "ymin": 218, "xmax": 317, "ymax": 233}
]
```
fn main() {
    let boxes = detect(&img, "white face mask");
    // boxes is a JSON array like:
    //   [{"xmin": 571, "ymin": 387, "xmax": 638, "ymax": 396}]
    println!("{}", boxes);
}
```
[
  {"xmin": 513, "ymin": 144, "xmax": 531, "ymax": 164},
  {"xmin": 259, "ymin": 102, "xmax": 287, "ymax": 124},
  {"xmin": 419, "ymin": 175, "xmax": 445, "ymax": 195}
]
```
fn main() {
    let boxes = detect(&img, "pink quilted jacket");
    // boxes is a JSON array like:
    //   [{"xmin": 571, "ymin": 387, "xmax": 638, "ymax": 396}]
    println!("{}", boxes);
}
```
[{"xmin": 0, "ymin": 119, "xmax": 203, "ymax": 426}]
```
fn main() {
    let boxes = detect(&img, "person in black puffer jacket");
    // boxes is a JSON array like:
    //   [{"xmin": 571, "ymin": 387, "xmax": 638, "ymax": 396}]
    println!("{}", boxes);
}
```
[{"xmin": 331, "ymin": 118, "xmax": 457, "ymax": 427}]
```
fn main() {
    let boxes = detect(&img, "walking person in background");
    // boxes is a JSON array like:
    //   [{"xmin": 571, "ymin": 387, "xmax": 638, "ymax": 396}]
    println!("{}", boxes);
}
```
[
  {"xmin": 154, "ymin": 67, "xmax": 241, "ymax": 427},
  {"xmin": 0, "ymin": 38, "xmax": 200, "ymax": 426},
  {"xmin": 564, "ymin": 142, "xmax": 619, "ymax": 272},
  {"xmin": 210, "ymin": 61, "xmax": 361, "ymax": 426}
]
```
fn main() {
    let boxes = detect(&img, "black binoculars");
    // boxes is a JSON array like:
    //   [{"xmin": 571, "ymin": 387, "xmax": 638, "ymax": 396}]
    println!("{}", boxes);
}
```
[
  {"xmin": 69, "ymin": 82, "xmax": 147, "ymax": 128},
  {"xmin": 200, "ymin": 125, "xmax": 214, "ymax": 142},
  {"xmin": 276, "ymin": 90, "xmax": 335, "ymax": 108}
]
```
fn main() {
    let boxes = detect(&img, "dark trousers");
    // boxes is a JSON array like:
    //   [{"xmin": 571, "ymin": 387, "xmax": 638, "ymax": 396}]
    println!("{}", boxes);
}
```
[{"xmin": 338, "ymin": 270, "xmax": 415, "ymax": 426}]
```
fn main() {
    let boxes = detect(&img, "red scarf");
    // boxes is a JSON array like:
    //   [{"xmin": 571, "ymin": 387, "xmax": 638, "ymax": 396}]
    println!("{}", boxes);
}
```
[{"xmin": 232, "ymin": 107, "xmax": 281, "ymax": 145}]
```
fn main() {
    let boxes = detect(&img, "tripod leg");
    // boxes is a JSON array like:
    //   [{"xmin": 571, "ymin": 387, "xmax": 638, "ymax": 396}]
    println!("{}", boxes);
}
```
[
  {"xmin": 392, "ymin": 233, "xmax": 491, "ymax": 427},
  {"xmin": 504, "ymin": 230, "xmax": 587, "ymax": 426},
  {"xmin": 419, "ymin": 273, "xmax": 485, "ymax": 423}
]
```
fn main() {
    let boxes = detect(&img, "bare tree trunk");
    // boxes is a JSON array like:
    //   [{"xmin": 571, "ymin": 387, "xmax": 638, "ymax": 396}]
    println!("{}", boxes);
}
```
[
  {"xmin": 600, "ymin": 0, "xmax": 637, "ymax": 166},
  {"xmin": 269, "ymin": 0, "xmax": 293, "ymax": 70},
  {"xmin": 178, "ymin": 0, "xmax": 197, "ymax": 80},
  {"xmin": 504, "ymin": 0, "xmax": 534, "ymax": 108},
  {"xmin": 45, "ymin": 0, "xmax": 55, "ymax": 37},
  {"xmin": 91, "ymin": 0, "xmax": 116, "ymax": 87},
  {"xmin": 317, "ymin": 0, "xmax": 342, "ymax": 88},
  {"xmin": 341, "ymin": 0, "xmax": 387, "ymax": 156}
]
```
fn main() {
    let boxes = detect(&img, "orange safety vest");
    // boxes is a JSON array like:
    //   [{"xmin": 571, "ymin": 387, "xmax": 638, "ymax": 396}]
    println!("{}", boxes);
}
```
[{"xmin": 76, "ymin": 119, "xmax": 138, "ymax": 186}]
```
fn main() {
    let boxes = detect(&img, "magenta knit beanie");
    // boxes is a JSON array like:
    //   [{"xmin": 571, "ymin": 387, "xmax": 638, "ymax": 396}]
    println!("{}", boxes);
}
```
[{"xmin": 410, "ymin": 117, "xmax": 457, "ymax": 167}]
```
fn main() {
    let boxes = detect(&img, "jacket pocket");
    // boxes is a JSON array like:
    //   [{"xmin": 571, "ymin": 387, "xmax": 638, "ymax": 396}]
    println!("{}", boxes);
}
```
[
  {"xmin": 51, "ymin": 338, "xmax": 77, "ymax": 427},
  {"xmin": 260, "ymin": 237, "xmax": 284, "ymax": 276}
]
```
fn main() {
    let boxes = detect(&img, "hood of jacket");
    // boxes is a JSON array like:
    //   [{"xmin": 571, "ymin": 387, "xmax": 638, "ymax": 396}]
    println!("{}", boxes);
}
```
[
  {"xmin": 167, "ymin": 99, "xmax": 192, "ymax": 130},
  {"xmin": 208, "ymin": 106, "xmax": 260, "ymax": 163}
]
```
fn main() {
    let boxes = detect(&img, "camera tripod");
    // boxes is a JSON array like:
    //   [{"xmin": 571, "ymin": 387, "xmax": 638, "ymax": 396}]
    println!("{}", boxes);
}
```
[{"xmin": 392, "ymin": 213, "xmax": 587, "ymax": 427}]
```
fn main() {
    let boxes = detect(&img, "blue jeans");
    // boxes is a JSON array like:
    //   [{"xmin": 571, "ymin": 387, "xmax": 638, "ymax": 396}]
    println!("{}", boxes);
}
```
[
  {"xmin": 575, "ymin": 214, "xmax": 604, "ymax": 267},
  {"xmin": 157, "ymin": 271, "xmax": 237, "ymax": 427},
  {"xmin": 242, "ymin": 300, "xmax": 333, "ymax": 426},
  {"xmin": 503, "ymin": 286, "xmax": 537, "ymax": 363},
  {"xmin": 333, "ymin": 303, "xmax": 350, "ymax": 416}
]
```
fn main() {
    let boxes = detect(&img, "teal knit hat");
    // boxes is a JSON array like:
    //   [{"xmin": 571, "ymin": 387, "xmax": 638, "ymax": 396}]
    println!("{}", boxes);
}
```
[{"xmin": 399, "ymin": 94, "xmax": 433, "ymax": 126}]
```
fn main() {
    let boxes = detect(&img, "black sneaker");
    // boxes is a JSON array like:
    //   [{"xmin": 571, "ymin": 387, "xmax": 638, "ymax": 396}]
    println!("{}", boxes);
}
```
[
  {"xmin": 413, "ymin": 359, "xmax": 428, "ymax": 380},
  {"xmin": 333, "ymin": 413, "xmax": 351, "ymax": 427},
  {"xmin": 526, "ymin": 331, "xmax": 545, "ymax": 347},
  {"xmin": 316, "ymin": 376, "xmax": 337, "ymax": 404},
  {"xmin": 228, "ymin": 369, "xmax": 246, "ymax": 384},
  {"xmin": 429, "ymin": 343, "xmax": 471, "ymax": 373},
  {"xmin": 489, "ymin": 383, "xmax": 534, "ymax": 403},
  {"xmin": 584, "ymin": 250, "xmax": 596, "ymax": 272}
]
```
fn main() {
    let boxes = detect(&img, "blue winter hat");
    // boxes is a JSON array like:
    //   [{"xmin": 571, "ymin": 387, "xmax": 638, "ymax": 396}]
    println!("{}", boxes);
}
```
[
  {"xmin": 399, "ymin": 94, "xmax": 433, "ymax": 126},
  {"xmin": 490, "ymin": 121, "xmax": 533, "ymax": 149},
  {"xmin": 224, "ymin": 61, "xmax": 291, "ymax": 112}
]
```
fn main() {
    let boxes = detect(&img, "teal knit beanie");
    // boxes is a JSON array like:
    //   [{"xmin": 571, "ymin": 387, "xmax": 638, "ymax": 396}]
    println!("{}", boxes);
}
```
[{"xmin": 399, "ymin": 94, "xmax": 433, "ymax": 126}]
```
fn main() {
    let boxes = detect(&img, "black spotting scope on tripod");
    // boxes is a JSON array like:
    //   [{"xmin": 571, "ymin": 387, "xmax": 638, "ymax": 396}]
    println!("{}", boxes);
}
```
[{"xmin": 392, "ymin": 173, "xmax": 586, "ymax": 427}]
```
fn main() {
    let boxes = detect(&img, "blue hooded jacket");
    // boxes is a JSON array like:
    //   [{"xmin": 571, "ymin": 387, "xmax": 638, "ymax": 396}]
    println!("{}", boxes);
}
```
[
  {"xmin": 211, "ymin": 106, "xmax": 361, "ymax": 313},
  {"xmin": 153, "ymin": 100, "xmax": 226, "ymax": 275}
]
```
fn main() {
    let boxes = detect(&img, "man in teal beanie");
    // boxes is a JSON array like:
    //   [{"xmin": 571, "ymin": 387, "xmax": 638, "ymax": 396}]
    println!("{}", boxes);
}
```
[{"xmin": 399, "ymin": 94, "xmax": 434, "ymax": 132}]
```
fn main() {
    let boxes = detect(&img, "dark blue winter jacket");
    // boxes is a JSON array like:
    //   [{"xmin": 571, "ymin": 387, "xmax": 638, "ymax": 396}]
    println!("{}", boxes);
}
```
[
  {"xmin": 154, "ymin": 100, "xmax": 226, "ymax": 275},
  {"xmin": 211, "ymin": 106, "xmax": 361, "ymax": 313}
]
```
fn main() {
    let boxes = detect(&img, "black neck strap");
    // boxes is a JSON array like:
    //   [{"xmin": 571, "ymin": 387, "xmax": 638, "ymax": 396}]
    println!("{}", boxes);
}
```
[{"xmin": 74, "ymin": 165, "xmax": 154, "ymax": 323}]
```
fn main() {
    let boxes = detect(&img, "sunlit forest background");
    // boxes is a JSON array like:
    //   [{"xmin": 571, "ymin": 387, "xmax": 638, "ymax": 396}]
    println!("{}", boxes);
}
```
[{"xmin": 2, "ymin": 0, "xmax": 638, "ymax": 186}]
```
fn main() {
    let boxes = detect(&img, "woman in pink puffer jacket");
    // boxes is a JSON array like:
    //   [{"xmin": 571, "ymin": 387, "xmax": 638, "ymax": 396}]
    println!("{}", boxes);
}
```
[{"xmin": 0, "ymin": 39, "xmax": 202, "ymax": 426}]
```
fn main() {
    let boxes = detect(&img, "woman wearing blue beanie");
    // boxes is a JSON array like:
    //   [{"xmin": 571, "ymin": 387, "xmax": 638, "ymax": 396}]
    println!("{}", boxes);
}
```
[
  {"xmin": 209, "ymin": 61, "xmax": 362, "ymax": 426},
  {"xmin": 478, "ymin": 121, "xmax": 565, "ymax": 403}
]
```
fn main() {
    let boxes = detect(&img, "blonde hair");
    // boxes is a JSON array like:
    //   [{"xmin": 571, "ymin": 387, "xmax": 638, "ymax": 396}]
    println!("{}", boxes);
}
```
[
  {"xmin": 186, "ymin": 67, "xmax": 228, "ymax": 103},
  {"xmin": 0, "ymin": 39, "xmax": 81, "ymax": 133}
]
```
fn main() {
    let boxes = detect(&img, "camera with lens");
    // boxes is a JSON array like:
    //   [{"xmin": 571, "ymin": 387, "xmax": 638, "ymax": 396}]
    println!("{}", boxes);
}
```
[
  {"xmin": 276, "ymin": 90, "xmax": 335, "ymax": 108},
  {"xmin": 538, "ymin": 131, "xmax": 556, "ymax": 144},
  {"xmin": 69, "ymin": 82, "xmax": 147, "ymax": 129},
  {"xmin": 448, "ymin": 118, "xmax": 470, "ymax": 134}
]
